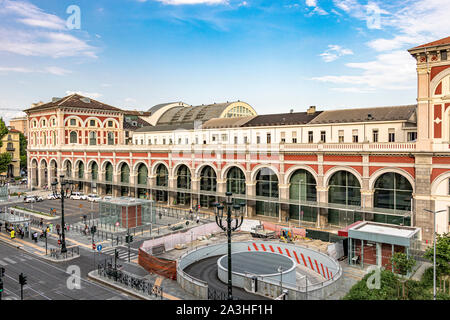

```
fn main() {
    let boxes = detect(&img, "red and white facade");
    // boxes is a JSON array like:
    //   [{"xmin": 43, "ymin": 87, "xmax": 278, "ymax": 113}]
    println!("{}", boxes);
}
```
[{"xmin": 26, "ymin": 38, "xmax": 450, "ymax": 243}]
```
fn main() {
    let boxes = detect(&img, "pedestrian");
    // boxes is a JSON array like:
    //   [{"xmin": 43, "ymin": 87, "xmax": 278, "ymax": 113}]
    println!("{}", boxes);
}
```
[
  {"xmin": 20, "ymin": 227, "xmax": 24, "ymax": 239},
  {"xmin": 0, "ymin": 221, "xmax": 2, "ymax": 232},
  {"xmin": 196, "ymin": 215, "xmax": 200, "ymax": 224},
  {"xmin": 49, "ymin": 223, "xmax": 53, "ymax": 233},
  {"xmin": 56, "ymin": 224, "xmax": 60, "ymax": 236},
  {"xmin": 46, "ymin": 225, "xmax": 50, "ymax": 234},
  {"xmin": 10, "ymin": 229, "xmax": 15, "ymax": 240},
  {"xmin": 39, "ymin": 218, "xmax": 43, "ymax": 229}
]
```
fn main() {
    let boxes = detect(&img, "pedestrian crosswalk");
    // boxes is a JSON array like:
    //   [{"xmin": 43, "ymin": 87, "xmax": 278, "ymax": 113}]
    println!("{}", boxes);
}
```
[
  {"xmin": 101, "ymin": 245, "xmax": 139, "ymax": 262},
  {"xmin": 0, "ymin": 254, "xmax": 34, "ymax": 267}
]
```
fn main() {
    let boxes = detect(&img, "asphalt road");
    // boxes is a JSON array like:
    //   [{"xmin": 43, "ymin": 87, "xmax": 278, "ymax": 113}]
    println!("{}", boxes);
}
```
[
  {"xmin": 0, "ymin": 242, "xmax": 136, "ymax": 300},
  {"xmin": 18, "ymin": 198, "xmax": 99, "ymax": 225},
  {"xmin": 183, "ymin": 255, "xmax": 270, "ymax": 300}
]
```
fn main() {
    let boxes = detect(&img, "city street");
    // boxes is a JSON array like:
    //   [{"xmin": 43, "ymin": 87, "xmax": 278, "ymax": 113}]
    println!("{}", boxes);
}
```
[{"xmin": 0, "ymin": 242, "xmax": 136, "ymax": 300}]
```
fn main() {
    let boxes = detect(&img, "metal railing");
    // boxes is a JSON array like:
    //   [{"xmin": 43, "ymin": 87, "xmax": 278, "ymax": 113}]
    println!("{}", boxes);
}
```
[{"xmin": 97, "ymin": 262, "xmax": 163, "ymax": 299}]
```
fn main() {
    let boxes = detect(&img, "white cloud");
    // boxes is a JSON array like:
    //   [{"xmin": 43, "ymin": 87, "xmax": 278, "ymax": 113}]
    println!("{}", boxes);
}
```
[
  {"xmin": 0, "ymin": 0, "xmax": 97, "ymax": 58},
  {"xmin": 65, "ymin": 91, "xmax": 103, "ymax": 99},
  {"xmin": 313, "ymin": 50, "xmax": 416, "ymax": 91},
  {"xmin": 152, "ymin": 0, "xmax": 229, "ymax": 5},
  {"xmin": 305, "ymin": 0, "xmax": 328, "ymax": 15},
  {"xmin": 0, "ymin": 65, "xmax": 72, "ymax": 75},
  {"xmin": 320, "ymin": 45, "xmax": 353, "ymax": 62}
]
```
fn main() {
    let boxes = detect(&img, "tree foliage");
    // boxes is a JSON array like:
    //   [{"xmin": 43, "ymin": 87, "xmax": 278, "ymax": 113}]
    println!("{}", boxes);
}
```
[
  {"xmin": 0, "ymin": 152, "xmax": 12, "ymax": 173},
  {"xmin": 391, "ymin": 252, "xmax": 416, "ymax": 276},
  {"xmin": 19, "ymin": 132, "xmax": 27, "ymax": 169},
  {"xmin": 424, "ymin": 233, "xmax": 450, "ymax": 275},
  {"xmin": 0, "ymin": 117, "xmax": 8, "ymax": 148}
]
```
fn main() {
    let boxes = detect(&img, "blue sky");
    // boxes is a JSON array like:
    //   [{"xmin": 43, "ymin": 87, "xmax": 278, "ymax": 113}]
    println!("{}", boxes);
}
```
[{"xmin": 0, "ymin": 0, "xmax": 449, "ymax": 122}]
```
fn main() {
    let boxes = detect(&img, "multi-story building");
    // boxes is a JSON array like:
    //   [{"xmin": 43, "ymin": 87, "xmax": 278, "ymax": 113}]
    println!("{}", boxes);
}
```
[
  {"xmin": 0, "ymin": 128, "xmax": 21, "ymax": 178},
  {"xmin": 25, "ymin": 37, "xmax": 450, "ymax": 244},
  {"xmin": 9, "ymin": 116, "xmax": 28, "ymax": 138}
]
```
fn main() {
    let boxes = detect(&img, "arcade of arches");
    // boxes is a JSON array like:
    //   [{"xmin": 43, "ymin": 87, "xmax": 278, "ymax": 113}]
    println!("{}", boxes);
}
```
[{"xmin": 28, "ymin": 160, "xmax": 414, "ymax": 228}]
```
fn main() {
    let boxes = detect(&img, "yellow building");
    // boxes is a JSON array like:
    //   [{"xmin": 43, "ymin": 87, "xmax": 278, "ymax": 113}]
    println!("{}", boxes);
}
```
[{"xmin": 0, "ymin": 129, "xmax": 21, "ymax": 178}]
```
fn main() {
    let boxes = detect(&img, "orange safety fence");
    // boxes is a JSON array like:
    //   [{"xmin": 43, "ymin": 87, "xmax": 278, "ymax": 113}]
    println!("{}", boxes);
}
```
[
  {"xmin": 138, "ymin": 248, "xmax": 177, "ymax": 280},
  {"xmin": 262, "ymin": 221, "xmax": 306, "ymax": 238}
]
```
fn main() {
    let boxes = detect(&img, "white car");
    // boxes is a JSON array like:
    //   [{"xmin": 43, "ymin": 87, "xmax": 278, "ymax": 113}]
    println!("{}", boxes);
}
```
[
  {"xmin": 47, "ymin": 193, "xmax": 61, "ymax": 200},
  {"xmin": 24, "ymin": 196, "xmax": 36, "ymax": 203},
  {"xmin": 87, "ymin": 194, "xmax": 101, "ymax": 202},
  {"xmin": 70, "ymin": 192, "xmax": 87, "ymax": 200},
  {"xmin": 103, "ymin": 196, "xmax": 112, "ymax": 201}
]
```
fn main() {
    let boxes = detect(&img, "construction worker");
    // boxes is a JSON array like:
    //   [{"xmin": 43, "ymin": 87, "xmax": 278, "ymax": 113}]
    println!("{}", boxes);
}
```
[{"xmin": 10, "ymin": 229, "xmax": 15, "ymax": 239}]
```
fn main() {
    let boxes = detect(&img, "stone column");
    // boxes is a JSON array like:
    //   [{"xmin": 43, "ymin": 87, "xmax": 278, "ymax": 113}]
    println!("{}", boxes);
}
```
[
  {"xmin": 279, "ymin": 184, "xmax": 289, "ymax": 223},
  {"xmin": 246, "ymin": 182, "xmax": 256, "ymax": 218},
  {"xmin": 316, "ymin": 186, "xmax": 328, "ymax": 228},
  {"xmin": 113, "ymin": 173, "xmax": 120, "ymax": 197},
  {"xmin": 191, "ymin": 177, "xmax": 200, "ymax": 207},
  {"xmin": 414, "ymin": 154, "xmax": 434, "ymax": 243},
  {"xmin": 169, "ymin": 177, "xmax": 177, "ymax": 206}
]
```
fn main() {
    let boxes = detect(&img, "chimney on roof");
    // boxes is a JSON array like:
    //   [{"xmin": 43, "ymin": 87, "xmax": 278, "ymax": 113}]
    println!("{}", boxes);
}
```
[
  {"xmin": 307, "ymin": 106, "xmax": 316, "ymax": 115},
  {"xmin": 52, "ymin": 97, "xmax": 61, "ymax": 103}
]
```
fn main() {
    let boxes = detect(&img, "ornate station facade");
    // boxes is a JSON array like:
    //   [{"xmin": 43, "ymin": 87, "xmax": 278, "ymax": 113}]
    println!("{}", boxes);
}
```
[{"xmin": 25, "ymin": 37, "xmax": 450, "ymax": 243}]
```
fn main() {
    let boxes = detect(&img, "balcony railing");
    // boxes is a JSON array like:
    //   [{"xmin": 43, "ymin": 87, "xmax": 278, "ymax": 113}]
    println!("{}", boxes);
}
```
[{"xmin": 27, "ymin": 141, "xmax": 417, "ymax": 153}]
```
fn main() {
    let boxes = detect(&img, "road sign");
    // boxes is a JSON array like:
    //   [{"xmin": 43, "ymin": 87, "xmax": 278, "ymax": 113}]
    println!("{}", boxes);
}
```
[
  {"xmin": 92, "ymin": 243, "xmax": 96, "ymax": 250},
  {"xmin": 97, "ymin": 244, "xmax": 102, "ymax": 252}
]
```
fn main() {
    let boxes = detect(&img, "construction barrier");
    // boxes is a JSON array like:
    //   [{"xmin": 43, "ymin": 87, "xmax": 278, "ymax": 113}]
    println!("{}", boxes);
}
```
[{"xmin": 138, "ymin": 248, "xmax": 177, "ymax": 280}]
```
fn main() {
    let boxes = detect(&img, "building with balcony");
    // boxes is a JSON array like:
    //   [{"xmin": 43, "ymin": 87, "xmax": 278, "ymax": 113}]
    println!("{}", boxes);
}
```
[
  {"xmin": 25, "ymin": 37, "xmax": 450, "ymax": 244},
  {"xmin": 0, "ymin": 128, "xmax": 21, "ymax": 178}
]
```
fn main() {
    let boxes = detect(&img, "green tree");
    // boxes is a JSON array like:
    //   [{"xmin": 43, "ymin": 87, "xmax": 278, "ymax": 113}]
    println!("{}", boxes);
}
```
[
  {"xmin": 0, "ymin": 152, "xmax": 12, "ymax": 173},
  {"xmin": 19, "ymin": 132, "xmax": 27, "ymax": 169},
  {"xmin": 424, "ymin": 233, "xmax": 450, "ymax": 275},
  {"xmin": 391, "ymin": 252, "xmax": 416, "ymax": 276},
  {"xmin": 0, "ymin": 117, "xmax": 8, "ymax": 147}
]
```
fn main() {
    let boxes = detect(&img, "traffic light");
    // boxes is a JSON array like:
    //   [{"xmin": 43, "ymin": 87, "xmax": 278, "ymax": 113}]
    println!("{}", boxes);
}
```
[
  {"xmin": 90, "ymin": 226, "xmax": 97, "ymax": 234},
  {"xmin": 0, "ymin": 278, "xmax": 3, "ymax": 293},
  {"xmin": 0, "ymin": 267, "xmax": 4, "ymax": 278},
  {"xmin": 19, "ymin": 273, "xmax": 27, "ymax": 286},
  {"xmin": 115, "ymin": 250, "xmax": 119, "ymax": 260},
  {"xmin": 125, "ymin": 235, "xmax": 134, "ymax": 243}
]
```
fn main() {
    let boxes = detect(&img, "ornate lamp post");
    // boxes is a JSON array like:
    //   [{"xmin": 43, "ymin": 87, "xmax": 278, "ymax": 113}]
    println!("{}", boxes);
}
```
[
  {"xmin": 214, "ymin": 192, "xmax": 245, "ymax": 300},
  {"xmin": 51, "ymin": 175, "xmax": 73, "ymax": 254}
]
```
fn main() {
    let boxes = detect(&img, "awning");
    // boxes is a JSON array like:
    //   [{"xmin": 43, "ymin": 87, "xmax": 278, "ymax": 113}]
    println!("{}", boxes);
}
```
[{"xmin": 337, "ymin": 221, "xmax": 364, "ymax": 237}]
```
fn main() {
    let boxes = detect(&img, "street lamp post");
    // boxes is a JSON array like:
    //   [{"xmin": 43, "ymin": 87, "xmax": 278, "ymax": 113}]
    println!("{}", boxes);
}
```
[
  {"xmin": 52, "ymin": 175, "xmax": 72, "ymax": 254},
  {"xmin": 424, "ymin": 209, "xmax": 445, "ymax": 300},
  {"xmin": 214, "ymin": 192, "xmax": 244, "ymax": 301}
]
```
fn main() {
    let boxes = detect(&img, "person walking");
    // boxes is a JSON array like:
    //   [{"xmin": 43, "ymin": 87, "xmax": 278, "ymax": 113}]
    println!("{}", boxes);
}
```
[
  {"xmin": 56, "ymin": 224, "xmax": 61, "ymax": 236},
  {"xmin": 10, "ymin": 229, "xmax": 15, "ymax": 240},
  {"xmin": 0, "ymin": 221, "xmax": 2, "ymax": 232},
  {"xmin": 49, "ymin": 223, "xmax": 53, "ymax": 233},
  {"xmin": 39, "ymin": 218, "xmax": 43, "ymax": 229},
  {"xmin": 196, "ymin": 215, "xmax": 200, "ymax": 224}
]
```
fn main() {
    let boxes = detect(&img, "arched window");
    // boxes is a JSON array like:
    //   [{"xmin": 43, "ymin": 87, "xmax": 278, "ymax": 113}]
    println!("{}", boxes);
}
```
[
  {"xmin": 91, "ymin": 162, "xmax": 98, "ymax": 181},
  {"xmin": 374, "ymin": 172, "xmax": 413, "ymax": 211},
  {"xmin": 177, "ymin": 165, "xmax": 191, "ymax": 205},
  {"xmin": 289, "ymin": 169, "xmax": 317, "ymax": 222},
  {"xmin": 120, "ymin": 163, "xmax": 130, "ymax": 183},
  {"xmin": 105, "ymin": 162, "xmax": 113, "ymax": 182},
  {"xmin": 155, "ymin": 164, "xmax": 168, "ymax": 202},
  {"xmin": 328, "ymin": 171, "xmax": 361, "ymax": 226},
  {"xmin": 78, "ymin": 162, "xmax": 84, "ymax": 179},
  {"xmin": 70, "ymin": 131, "xmax": 77, "ymax": 144},
  {"xmin": 226, "ymin": 167, "xmax": 246, "ymax": 195},
  {"xmin": 137, "ymin": 164, "xmax": 148, "ymax": 185},
  {"xmin": 107, "ymin": 132, "xmax": 114, "ymax": 145},
  {"xmin": 200, "ymin": 166, "xmax": 217, "ymax": 208},
  {"xmin": 65, "ymin": 161, "xmax": 72, "ymax": 178},
  {"xmin": 89, "ymin": 131, "xmax": 97, "ymax": 145},
  {"xmin": 255, "ymin": 168, "xmax": 279, "ymax": 217}
]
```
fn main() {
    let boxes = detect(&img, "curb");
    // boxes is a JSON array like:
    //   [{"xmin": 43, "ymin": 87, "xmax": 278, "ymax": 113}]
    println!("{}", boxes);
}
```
[
  {"xmin": 0, "ymin": 235, "xmax": 80, "ymax": 263},
  {"xmin": 87, "ymin": 270, "xmax": 153, "ymax": 300}
]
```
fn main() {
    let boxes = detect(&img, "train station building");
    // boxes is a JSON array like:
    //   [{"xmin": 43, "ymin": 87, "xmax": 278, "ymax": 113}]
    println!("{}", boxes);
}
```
[{"xmin": 24, "ymin": 37, "xmax": 450, "ymax": 244}]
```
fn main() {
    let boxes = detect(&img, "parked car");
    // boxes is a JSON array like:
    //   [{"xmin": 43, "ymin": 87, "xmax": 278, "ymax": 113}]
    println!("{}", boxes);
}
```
[
  {"xmin": 87, "ymin": 194, "xmax": 102, "ymax": 202},
  {"xmin": 24, "ymin": 196, "xmax": 36, "ymax": 203},
  {"xmin": 34, "ymin": 195, "xmax": 43, "ymax": 202},
  {"xmin": 103, "ymin": 196, "xmax": 112, "ymax": 201},
  {"xmin": 47, "ymin": 193, "xmax": 61, "ymax": 200},
  {"xmin": 70, "ymin": 192, "xmax": 87, "ymax": 200}
]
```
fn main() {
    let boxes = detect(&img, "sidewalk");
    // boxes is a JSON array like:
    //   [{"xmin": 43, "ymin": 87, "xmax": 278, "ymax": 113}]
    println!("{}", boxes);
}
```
[{"xmin": 0, "ymin": 228, "xmax": 79, "ymax": 262}]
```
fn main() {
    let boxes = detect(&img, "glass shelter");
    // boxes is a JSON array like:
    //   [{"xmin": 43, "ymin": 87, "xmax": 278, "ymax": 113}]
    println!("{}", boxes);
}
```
[{"xmin": 98, "ymin": 197, "xmax": 156, "ymax": 229}]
